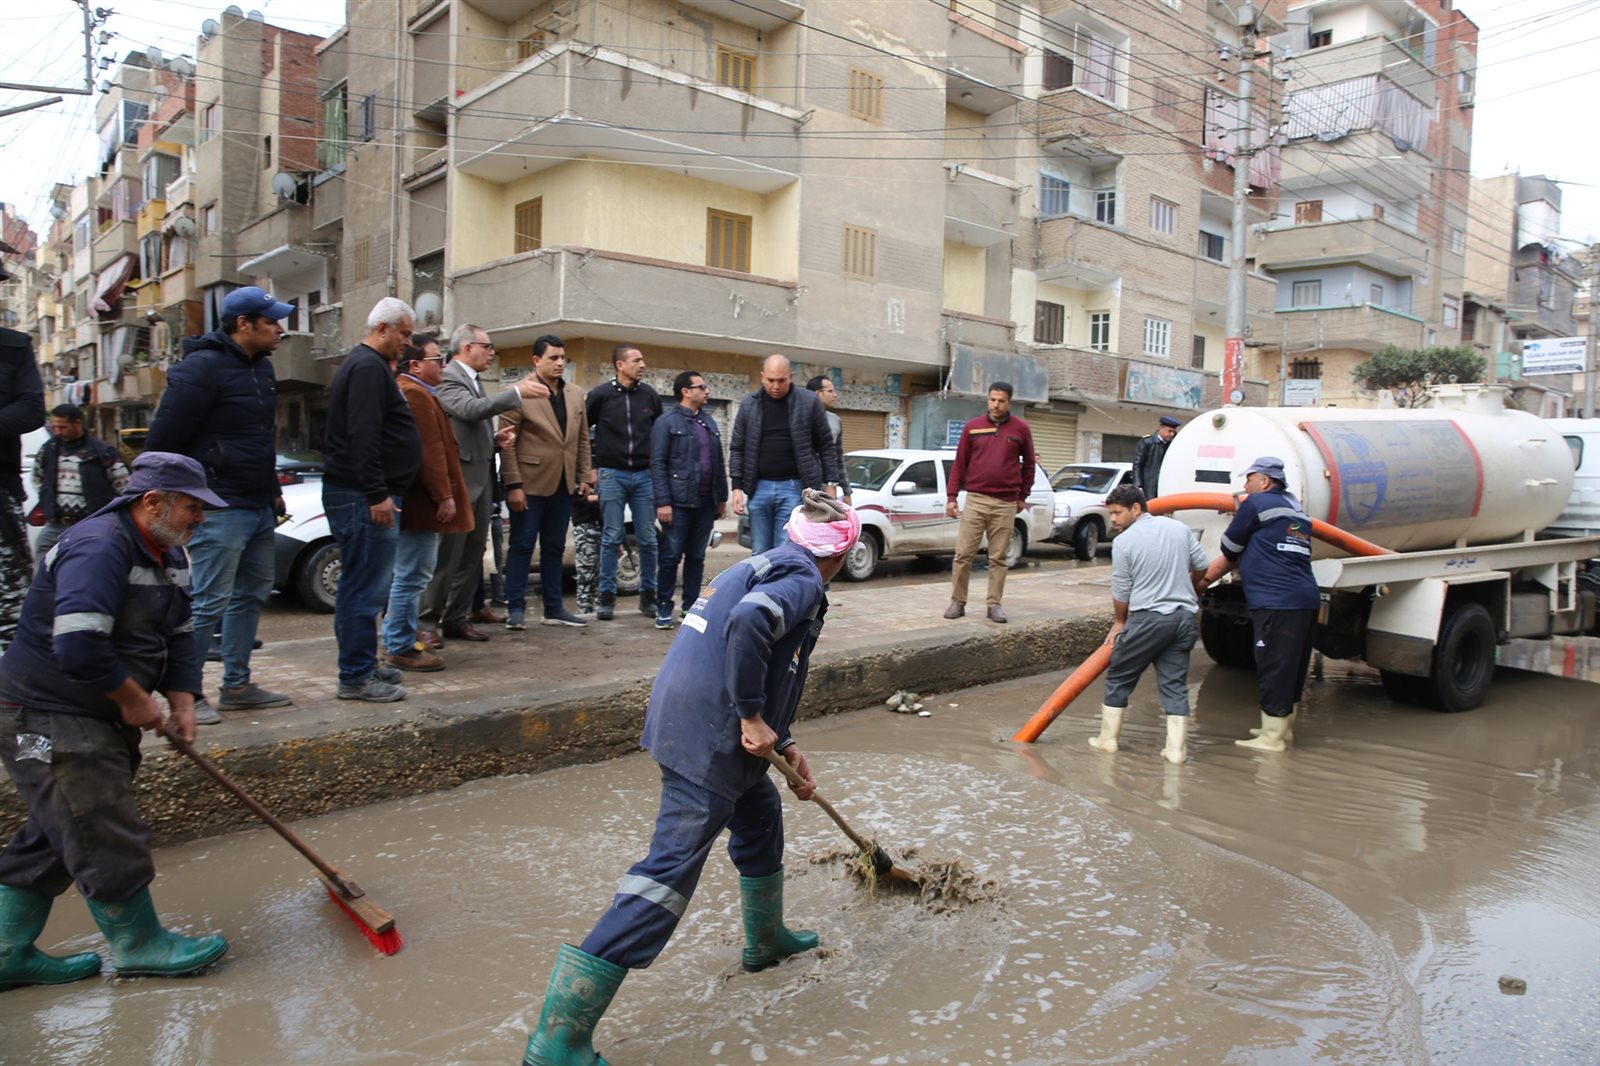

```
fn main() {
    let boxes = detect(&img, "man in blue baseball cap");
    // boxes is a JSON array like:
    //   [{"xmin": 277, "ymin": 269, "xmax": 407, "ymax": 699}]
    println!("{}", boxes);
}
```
[
  {"xmin": 146, "ymin": 285, "xmax": 297, "ymax": 724},
  {"xmin": 1201, "ymin": 455, "xmax": 1320, "ymax": 752},
  {"xmin": 0, "ymin": 451, "xmax": 230, "ymax": 989}
]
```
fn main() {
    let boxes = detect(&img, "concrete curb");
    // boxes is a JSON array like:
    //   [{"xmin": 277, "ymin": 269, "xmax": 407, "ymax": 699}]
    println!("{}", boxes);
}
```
[{"xmin": 1, "ymin": 613, "xmax": 1109, "ymax": 845}]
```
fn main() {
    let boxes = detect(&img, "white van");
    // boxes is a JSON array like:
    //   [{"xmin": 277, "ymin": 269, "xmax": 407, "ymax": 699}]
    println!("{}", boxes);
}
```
[{"xmin": 1548, "ymin": 418, "xmax": 1600, "ymax": 538}]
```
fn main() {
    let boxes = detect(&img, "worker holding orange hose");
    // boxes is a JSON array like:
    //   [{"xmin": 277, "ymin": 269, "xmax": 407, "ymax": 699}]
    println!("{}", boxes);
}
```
[{"xmin": 1088, "ymin": 484, "xmax": 1211, "ymax": 765}]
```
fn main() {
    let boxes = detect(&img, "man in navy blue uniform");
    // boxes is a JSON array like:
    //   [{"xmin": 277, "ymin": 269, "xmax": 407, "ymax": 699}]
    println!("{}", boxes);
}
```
[
  {"xmin": 520, "ymin": 490, "xmax": 860, "ymax": 1066},
  {"xmin": 0, "ymin": 453, "xmax": 230, "ymax": 990},
  {"xmin": 1202, "ymin": 456, "xmax": 1321, "ymax": 752}
]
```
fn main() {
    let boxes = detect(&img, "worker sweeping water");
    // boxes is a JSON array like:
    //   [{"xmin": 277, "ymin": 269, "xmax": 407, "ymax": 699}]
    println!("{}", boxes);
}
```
[{"xmin": 520, "ymin": 489, "xmax": 860, "ymax": 1066}]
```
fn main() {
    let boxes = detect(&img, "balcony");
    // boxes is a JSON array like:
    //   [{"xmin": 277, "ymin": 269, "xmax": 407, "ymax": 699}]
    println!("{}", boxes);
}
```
[
  {"xmin": 1295, "ymin": 34, "xmax": 1437, "ymax": 108},
  {"xmin": 136, "ymin": 199, "xmax": 165, "ymax": 239},
  {"xmin": 1255, "ymin": 217, "xmax": 1427, "ymax": 278},
  {"xmin": 164, "ymin": 173, "xmax": 193, "ymax": 208},
  {"xmin": 160, "ymin": 262, "xmax": 195, "ymax": 310},
  {"xmin": 942, "ymin": 311, "xmax": 1015, "ymax": 353},
  {"xmin": 274, "ymin": 333, "xmax": 336, "ymax": 388},
  {"xmin": 677, "ymin": 0, "xmax": 803, "ymax": 30},
  {"xmin": 237, "ymin": 205, "xmax": 315, "ymax": 266},
  {"xmin": 92, "ymin": 219, "xmax": 137, "ymax": 271},
  {"xmin": 312, "ymin": 169, "xmax": 344, "ymax": 230},
  {"xmin": 944, "ymin": 164, "xmax": 1020, "ymax": 247},
  {"xmin": 947, "ymin": 12, "xmax": 1025, "ymax": 114},
  {"xmin": 312, "ymin": 304, "xmax": 345, "ymax": 358},
  {"xmin": 1041, "ymin": 346, "xmax": 1268, "ymax": 410},
  {"xmin": 451, "ymin": 246, "xmax": 800, "ymax": 352},
  {"xmin": 1272, "ymin": 303, "xmax": 1428, "ymax": 354},
  {"xmin": 454, "ymin": 43, "xmax": 803, "ymax": 192},
  {"xmin": 117, "ymin": 364, "xmax": 166, "ymax": 403},
  {"xmin": 1193, "ymin": 257, "xmax": 1280, "ymax": 323},
  {"xmin": 1281, "ymin": 131, "xmax": 1431, "ymax": 201}
]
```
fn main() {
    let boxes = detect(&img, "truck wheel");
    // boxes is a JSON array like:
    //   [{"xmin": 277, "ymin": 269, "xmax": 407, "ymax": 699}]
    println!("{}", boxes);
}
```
[
  {"xmin": 1199, "ymin": 607, "xmax": 1255, "ymax": 668},
  {"xmin": 842, "ymin": 529, "xmax": 880, "ymax": 581},
  {"xmin": 294, "ymin": 540, "xmax": 339, "ymax": 614},
  {"xmin": 1424, "ymin": 603, "xmax": 1497, "ymax": 713},
  {"xmin": 1072, "ymin": 519, "xmax": 1101, "ymax": 561},
  {"xmin": 1005, "ymin": 524, "xmax": 1028, "ymax": 570}
]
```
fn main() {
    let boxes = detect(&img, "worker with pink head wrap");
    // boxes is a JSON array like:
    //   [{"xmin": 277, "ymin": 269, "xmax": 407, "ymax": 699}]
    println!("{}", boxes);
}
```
[{"xmin": 520, "ymin": 489, "xmax": 859, "ymax": 1065}]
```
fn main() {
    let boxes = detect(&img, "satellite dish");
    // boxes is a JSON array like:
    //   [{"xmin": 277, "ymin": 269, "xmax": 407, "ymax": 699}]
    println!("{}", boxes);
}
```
[
  {"xmin": 247, "ymin": 9, "xmax": 264, "ymax": 21},
  {"xmin": 271, "ymin": 172, "xmax": 300, "ymax": 200},
  {"xmin": 171, "ymin": 216, "xmax": 197, "ymax": 237},
  {"xmin": 50, "ymin": 203, "xmax": 67, "ymax": 220},
  {"xmin": 147, "ymin": 45, "xmax": 164, "ymax": 64},
  {"xmin": 118, "ymin": 353, "xmax": 136, "ymax": 371},
  {"xmin": 413, "ymin": 290, "xmax": 442, "ymax": 327},
  {"xmin": 223, "ymin": 6, "xmax": 244, "ymax": 19},
  {"xmin": 201, "ymin": 18, "xmax": 219, "ymax": 36},
  {"xmin": 170, "ymin": 57, "xmax": 192, "ymax": 77}
]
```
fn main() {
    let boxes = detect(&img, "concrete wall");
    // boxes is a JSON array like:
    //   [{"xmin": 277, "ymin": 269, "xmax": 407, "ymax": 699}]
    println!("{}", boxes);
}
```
[{"xmin": 943, "ymin": 241, "xmax": 986, "ymax": 315}]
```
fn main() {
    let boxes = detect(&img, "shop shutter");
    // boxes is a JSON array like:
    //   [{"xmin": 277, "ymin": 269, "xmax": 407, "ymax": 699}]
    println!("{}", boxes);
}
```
[
  {"xmin": 1026, "ymin": 410, "xmax": 1078, "ymax": 474},
  {"xmin": 836, "ymin": 409, "xmax": 887, "ymax": 453}
]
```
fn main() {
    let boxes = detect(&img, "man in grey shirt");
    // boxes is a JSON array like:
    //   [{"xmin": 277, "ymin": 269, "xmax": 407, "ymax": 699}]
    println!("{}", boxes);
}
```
[{"xmin": 1090, "ymin": 484, "xmax": 1208, "ymax": 764}]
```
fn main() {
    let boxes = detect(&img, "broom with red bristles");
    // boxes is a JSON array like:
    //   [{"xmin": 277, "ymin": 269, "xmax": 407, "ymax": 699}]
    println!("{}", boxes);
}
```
[{"xmin": 168, "ymin": 732, "xmax": 403, "ymax": 955}]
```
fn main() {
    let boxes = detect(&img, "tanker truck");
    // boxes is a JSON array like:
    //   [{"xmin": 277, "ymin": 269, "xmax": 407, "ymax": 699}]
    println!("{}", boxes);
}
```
[{"xmin": 1158, "ymin": 384, "xmax": 1600, "ymax": 713}]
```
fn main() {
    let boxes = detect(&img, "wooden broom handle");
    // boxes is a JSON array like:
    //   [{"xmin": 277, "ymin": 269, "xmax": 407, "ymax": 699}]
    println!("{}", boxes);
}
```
[{"xmin": 763, "ymin": 749, "xmax": 875, "ymax": 855}]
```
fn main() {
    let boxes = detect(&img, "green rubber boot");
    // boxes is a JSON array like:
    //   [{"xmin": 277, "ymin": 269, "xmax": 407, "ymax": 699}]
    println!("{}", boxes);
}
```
[
  {"xmin": 522, "ymin": 943, "xmax": 627, "ymax": 1066},
  {"xmin": 739, "ymin": 868, "xmax": 819, "ymax": 972},
  {"xmin": 84, "ymin": 889, "xmax": 228, "ymax": 977},
  {"xmin": 0, "ymin": 885, "xmax": 102, "ymax": 991}
]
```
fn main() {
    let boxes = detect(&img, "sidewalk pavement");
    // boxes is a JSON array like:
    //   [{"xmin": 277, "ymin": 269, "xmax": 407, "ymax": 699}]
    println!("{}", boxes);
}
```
[{"xmin": 0, "ymin": 562, "xmax": 1118, "ymax": 844}]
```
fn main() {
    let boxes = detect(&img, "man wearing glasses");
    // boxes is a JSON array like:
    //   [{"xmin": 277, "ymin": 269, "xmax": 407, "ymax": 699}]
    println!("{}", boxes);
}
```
[
  {"xmin": 648, "ymin": 371, "xmax": 727, "ymax": 629},
  {"xmin": 422, "ymin": 325, "xmax": 547, "ymax": 644}
]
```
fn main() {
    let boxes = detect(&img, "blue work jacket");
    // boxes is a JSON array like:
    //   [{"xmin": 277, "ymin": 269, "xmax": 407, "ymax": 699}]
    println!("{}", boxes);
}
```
[
  {"xmin": 1220, "ymin": 490, "xmax": 1321, "ymax": 611},
  {"xmin": 641, "ymin": 541, "xmax": 827, "ymax": 801}
]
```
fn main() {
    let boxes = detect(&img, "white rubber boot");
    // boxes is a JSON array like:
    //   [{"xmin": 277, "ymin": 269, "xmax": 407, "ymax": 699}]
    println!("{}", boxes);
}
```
[
  {"xmin": 1088, "ymin": 705, "xmax": 1124, "ymax": 753},
  {"xmin": 1160, "ymin": 715, "xmax": 1189, "ymax": 765},
  {"xmin": 1249, "ymin": 704, "xmax": 1299, "ymax": 744},
  {"xmin": 1236, "ymin": 712, "xmax": 1292, "ymax": 752}
]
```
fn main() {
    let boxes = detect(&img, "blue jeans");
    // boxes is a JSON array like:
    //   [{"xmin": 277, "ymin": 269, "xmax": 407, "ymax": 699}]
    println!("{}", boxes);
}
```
[
  {"xmin": 383, "ymin": 530, "xmax": 441, "ymax": 656},
  {"xmin": 655, "ymin": 503, "xmax": 718, "ymax": 619},
  {"xmin": 323, "ymin": 483, "xmax": 400, "ymax": 685},
  {"xmin": 187, "ymin": 503, "xmax": 277, "ymax": 690},
  {"xmin": 597, "ymin": 468, "xmax": 657, "ymax": 597},
  {"xmin": 748, "ymin": 479, "xmax": 803, "ymax": 555},
  {"xmin": 504, "ymin": 490, "xmax": 573, "ymax": 615}
]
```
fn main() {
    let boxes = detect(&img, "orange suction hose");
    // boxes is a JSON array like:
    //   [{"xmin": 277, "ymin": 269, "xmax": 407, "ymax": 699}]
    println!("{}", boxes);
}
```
[{"xmin": 1010, "ymin": 492, "xmax": 1392, "ymax": 743}]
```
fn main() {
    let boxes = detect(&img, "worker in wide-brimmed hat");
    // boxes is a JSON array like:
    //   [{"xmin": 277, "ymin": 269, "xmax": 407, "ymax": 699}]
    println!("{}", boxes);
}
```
[
  {"xmin": 1201, "ymin": 456, "xmax": 1320, "ymax": 752},
  {"xmin": 0, "ymin": 452, "xmax": 230, "ymax": 991},
  {"xmin": 520, "ymin": 489, "xmax": 860, "ymax": 1066}
]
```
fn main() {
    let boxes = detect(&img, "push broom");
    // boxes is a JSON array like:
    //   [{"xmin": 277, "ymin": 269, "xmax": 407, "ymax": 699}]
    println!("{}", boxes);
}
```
[{"xmin": 168, "ymin": 733, "xmax": 403, "ymax": 955}]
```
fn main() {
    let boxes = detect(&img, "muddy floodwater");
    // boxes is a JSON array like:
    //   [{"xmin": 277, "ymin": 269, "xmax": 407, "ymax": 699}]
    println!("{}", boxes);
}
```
[{"xmin": 2, "ymin": 652, "xmax": 1597, "ymax": 1065}]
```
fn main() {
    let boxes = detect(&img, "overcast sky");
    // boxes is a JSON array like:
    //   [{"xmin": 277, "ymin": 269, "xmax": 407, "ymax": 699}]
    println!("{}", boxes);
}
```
[{"xmin": 2, "ymin": 0, "xmax": 1597, "ymax": 244}]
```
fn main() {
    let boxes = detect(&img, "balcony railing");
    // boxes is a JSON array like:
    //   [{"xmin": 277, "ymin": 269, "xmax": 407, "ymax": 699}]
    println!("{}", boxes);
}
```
[
  {"xmin": 1271, "ymin": 303, "xmax": 1428, "ymax": 354},
  {"xmin": 1255, "ymin": 217, "xmax": 1427, "ymax": 277}
]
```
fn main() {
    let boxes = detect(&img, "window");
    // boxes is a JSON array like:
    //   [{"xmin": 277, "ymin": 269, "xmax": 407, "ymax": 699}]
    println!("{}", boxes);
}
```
[
  {"xmin": 1035, "ymin": 300, "xmax": 1065, "ymax": 345},
  {"xmin": 514, "ymin": 197, "xmax": 543, "ymax": 254},
  {"xmin": 1291, "ymin": 280, "xmax": 1322, "ymax": 307},
  {"xmin": 353, "ymin": 238, "xmax": 371, "ymax": 284},
  {"xmin": 1370, "ymin": 283, "xmax": 1385, "ymax": 305},
  {"xmin": 141, "ymin": 154, "xmax": 179, "ymax": 200},
  {"xmin": 1039, "ymin": 174, "xmax": 1070, "ymax": 219},
  {"xmin": 1448, "ymin": 228, "xmax": 1464, "ymax": 254},
  {"xmin": 517, "ymin": 31, "xmax": 548, "ymax": 62},
  {"xmin": 1294, "ymin": 200, "xmax": 1323, "ymax": 224},
  {"xmin": 359, "ymin": 93, "xmax": 377, "ymax": 142},
  {"xmin": 319, "ymin": 84, "xmax": 348, "ymax": 170},
  {"xmin": 1442, "ymin": 296, "xmax": 1460, "ymax": 328},
  {"xmin": 898, "ymin": 460, "xmax": 938, "ymax": 494},
  {"xmin": 262, "ymin": 135, "xmax": 273, "ymax": 169},
  {"xmin": 139, "ymin": 232, "xmax": 161, "ymax": 281},
  {"xmin": 1088, "ymin": 311, "xmax": 1111, "ymax": 351},
  {"xmin": 706, "ymin": 209, "xmax": 751, "ymax": 272},
  {"xmin": 1142, "ymin": 316, "xmax": 1171, "ymax": 357},
  {"xmin": 74, "ymin": 216, "xmax": 91, "ymax": 251},
  {"xmin": 848, "ymin": 68, "xmax": 883, "ymax": 123},
  {"xmin": 716, "ymin": 46, "xmax": 755, "ymax": 93},
  {"xmin": 842, "ymin": 224, "xmax": 877, "ymax": 279},
  {"xmin": 1191, "ymin": 334, "xmax": 1205, "ymax": 369},
  {"xmin": 1199, "ymin": 230, "xmax": 1225, "ymax": 261},
  {"xmin": 1094, "ymin": 189, "xmax": 1116, "ymax": 225},
  {"xmin": 1149, "ymin": 197, "xmax": 1176, "ymax": 236},
  {"xmin": 1153, "ymin": 82, "xmax": 1179, "ymax": 123},
  {"xmin": 1309, "ymin": 29, "xmax": 1332, "ymax": 48},
  {"xmin": 201, "ymin": 202, "xmax": 217, "ymax": 237},
  {"xmin": 1043, "ymin": 49, "xmax": 1073, "ymax": 92},
  {"xmin": 199, "ymin": 102, "xmax": 218, "ymax": 144},
  {"xmin": 1290, "ymin": 358, "xmax": 1322, "ymax": 380}
]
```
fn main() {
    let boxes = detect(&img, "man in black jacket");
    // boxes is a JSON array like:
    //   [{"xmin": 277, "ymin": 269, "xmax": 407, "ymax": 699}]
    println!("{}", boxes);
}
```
[
  {"xmin": 146, "ymin": 286, "xmax": 295, "ymax": 722},
  {"xmin": 322, "ymin": 298, "xmax": 420, "ymax": 703},
  {"xmin": 728, "ymin": 355, "xmax": 841, "ymax": 554},
  {"xmin": 32, "ymin": 404, "xmax": 130, "ymax": 559},
  {"xmin": 585, "ymin": 343, "xmax": 661, "ymax": 620},
  {"xmin": 0, "ymin": 326, "xmax": 46, "ymax": 652},
  {"xmin": 1132, "ymin": 415, "xmax": 1181, "ymax": 499}
]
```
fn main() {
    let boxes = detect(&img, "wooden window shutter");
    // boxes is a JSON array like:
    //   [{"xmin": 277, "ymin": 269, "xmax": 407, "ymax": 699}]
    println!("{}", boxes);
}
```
[
  {"xmin": 716, "ymin": 46, "xmax": 755, "ymax": 93},
  {"xmin": 842, "ymin": 224, "xmax": 877, "ymax": 279},
  {"xmin": 514, "ymin": 197, "xmax": 543, "ymax": 254},
  {"xmin": 706, "ymin": 209, "xmax": 752, "ymax": 272},
  {"xmin": 517, "ymin": 31, "xmax": 548, "ymax": 62},
  {"xmin": 848, "ymin": 68, "xmax": 883, "ymax": 123}
]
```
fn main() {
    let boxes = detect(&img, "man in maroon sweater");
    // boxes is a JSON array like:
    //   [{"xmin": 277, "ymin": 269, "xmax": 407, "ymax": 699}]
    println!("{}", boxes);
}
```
[{"xmin": 943, "ymin": 382, "xmax": 1036, "ymax": 624}]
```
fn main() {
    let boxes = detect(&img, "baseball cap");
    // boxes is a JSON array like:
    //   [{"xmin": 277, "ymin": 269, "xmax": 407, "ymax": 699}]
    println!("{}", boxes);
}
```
[
  {"xmin": 124, "ymin": 452, "xmax": 228, "ymax": 508},
  {"xmin": 1158, "ymin": 415, "xmax": 1181, "ymax": 428},
  {"xmin": 1238, "ymin": 456, "xmax": 1287, "ymax": 483},
  {"xmin": 219, "ymin": 285, "xmax": 295, "ymax": 323}
]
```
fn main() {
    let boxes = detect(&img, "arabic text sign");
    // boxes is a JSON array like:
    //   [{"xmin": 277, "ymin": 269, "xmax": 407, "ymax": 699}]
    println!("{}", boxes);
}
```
[{"xmin": 1521, "ymin": 336, "xmax": 1587, "ymax": 377}]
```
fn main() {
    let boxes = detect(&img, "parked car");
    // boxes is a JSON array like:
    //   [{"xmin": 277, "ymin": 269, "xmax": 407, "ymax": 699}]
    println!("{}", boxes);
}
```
[
  {"xmin": 274, "ymin": 478, "xmax": 338, "ymax": 612},
  {"xmin": 738, "ymin": 449, "xmax": 1055, "ymax": 581},
  {"xmin": 276, "ymin": 449, "xmax": 325, "ymax": 485},
  {"xmin": 1044, "ymin": 461, "xmax": 1134, "ymax": 560}
]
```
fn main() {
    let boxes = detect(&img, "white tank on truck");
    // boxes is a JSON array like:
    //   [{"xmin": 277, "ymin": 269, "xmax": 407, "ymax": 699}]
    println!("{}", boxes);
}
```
[{"xmin": 1159, "ymin": 384, "xmax": 1575, "ymax": 553}]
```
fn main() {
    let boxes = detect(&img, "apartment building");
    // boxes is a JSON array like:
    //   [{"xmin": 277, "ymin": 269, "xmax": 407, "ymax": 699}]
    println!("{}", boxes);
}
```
[
  {"xmin": 0, "ymin": 205, "xmax": 42, "ymax": 338},
  {"xmin": 1251, "ymin": 0, "xmax": 1478, "ymax": 408},
  {"xmin": 1461, "ymin": 173, "xmax": 1581, "ymax": 416}
]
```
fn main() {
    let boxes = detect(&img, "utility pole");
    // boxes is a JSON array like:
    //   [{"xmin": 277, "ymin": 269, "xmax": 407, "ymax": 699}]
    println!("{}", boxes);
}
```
[
  {"xmin": 1222, "ymin": 3, "xmax": 1260, "ymax": 407},
  {"xmin": 1586, "ymin": 243, "xmax": 1599, "ymax": 418}
]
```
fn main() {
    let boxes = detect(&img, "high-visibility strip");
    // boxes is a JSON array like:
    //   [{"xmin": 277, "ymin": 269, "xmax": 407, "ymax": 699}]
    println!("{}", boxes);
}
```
[
  {"xmin": 742, "ymin": 591, "xmax": 784, "ymax": 629},
  {"xmin": 616, "ymin": 874, "xmax": 689, "ymax": 917},
  {"xmin": 53, "ymin": 612, "xmax": 114, "ymax": 636}
]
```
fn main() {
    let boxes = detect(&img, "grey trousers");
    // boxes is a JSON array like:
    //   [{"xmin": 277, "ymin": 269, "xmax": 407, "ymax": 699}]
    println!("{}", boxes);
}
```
[
  {"xmin": 1102, "ymin": 609, "xmax": 1198, "ymax": 716},
  {"xmin": 421, "ymin": 484, "xmax": 492, "ymax": 629}
]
